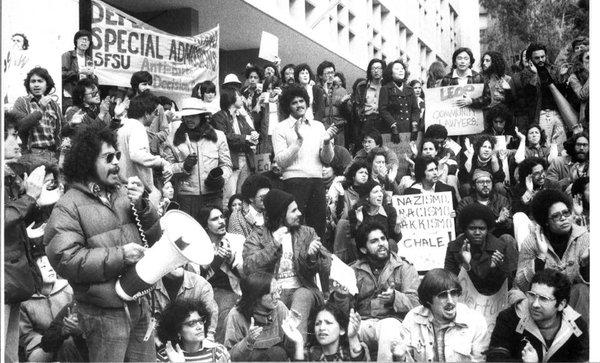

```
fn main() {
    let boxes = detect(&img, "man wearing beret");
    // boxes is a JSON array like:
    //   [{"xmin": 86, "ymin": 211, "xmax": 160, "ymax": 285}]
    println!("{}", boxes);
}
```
[{"xmin": 243, "ymin": 189, "xmax": 330, "ymax": 342}]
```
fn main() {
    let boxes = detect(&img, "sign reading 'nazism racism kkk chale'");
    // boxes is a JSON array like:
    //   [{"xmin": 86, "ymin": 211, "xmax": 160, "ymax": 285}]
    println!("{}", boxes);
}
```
[
  {"xmin": 90, "ymin": 0, "xmax": 219, "ymax": 101},
  {"xmin": 424, "ymin": 84, "xmax": 485, "ymax": 136},
  {"xmin": 391, "ymin": 192, "xmax": 456, "ymax": 271}
]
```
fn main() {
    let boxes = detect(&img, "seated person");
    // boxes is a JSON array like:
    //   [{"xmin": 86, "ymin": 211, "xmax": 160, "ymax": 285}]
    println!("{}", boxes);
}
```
[
  {"xmin": 353, "ymin": 128, "xmax": 399, "ymax": 174},
  {"xmin": 39, "ymin": 301, "xmax": 88, "ymax": 362},
  {"xmin": 366, "ymin": 147, "xmax": 401, "ymax": 197},
  {"xmin": 570, "ymin": 176, "xmax": 589, "ymax": 229},
  {"xmin": 330, "ymin": 221, "xmax": 420, "ymax": 361},
  {"xmin": 154, "ymin": 266, "xmax": 219, "ymax": 343},
  {"xmin": 459, "ymin": 134, "xmax": 506, "ymax": 197},
  {"xmin": 514, "ymin": 124, "xmax": 559, "ymax": 165},
  {"xmin": 393, "ymin": 269, "xmax": 487, "ymax": 362},
  {"xmin": 156, "ymin": 300, "xmax": 230, "ymax": 362},
  {"xmin": 487, "ymin": 269, "xmax": 588, "ymax": 362},
  {"xmin": 403, "ymin": 156, "xmax": 458, "ymax": 210},
  {"xmin": 228, "ymin": 174, "xmax": 271, "ymax": 237},
  {"xmin": 19, "ymin": 253, "xmax": 73, "ymax": 362},
  {"xmin": 445, "ymin": 203, "xmax": 517, "ymax": 295},
  {"xmin": 282, "ymin": 303, "xmax": 369, "ymax": 361},
  {"xmin": 224, "ymin": 272, "xmax": 291, "ymax": 361}
]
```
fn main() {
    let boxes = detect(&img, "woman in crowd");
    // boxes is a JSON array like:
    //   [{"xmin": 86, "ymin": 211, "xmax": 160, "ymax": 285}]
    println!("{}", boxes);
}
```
[
  {"xmin": 515, "ymin": 189, "xmax": 589, "ymax": 324},
  {"xmin": 567, "ymin": 49, "xmax": 589, "ymax": 128},
  {"xmin": 12, "ymin": 67, "xmax": 63, "ymax": 165},
  {"xmin": 63, "ymin": 78, "xmax": 111, "ymax": 127},
  {"xmin": 571, "ymin": 176, "xmax": 589, "ymax": 229},
  {"xmin": 228, "ymin": 174, "xmax": 271, "ymax": 238},
  {"xmin": 480, "ymin": 50, "xmax": 513, "ymax": 109},
  {"xmin": 378, "ymin": 59, "xmax": 421, "ymax": 173},
  {"xmin": 241, "ymin": 65, "xmax": 263, "ymax": 114},
  {"xmin": 227, "ymin": 194, "xmax": 244, "ymax": 219},
  {"xmin": 192, "ymin": 80, "xmax": 220, "ymax": 114},
  {"xmin": 348, "ymin": 179, "xmax": 401, "ymax": 253},
  {"xmin": 408, "ymin": 79, "xmax": 425, "ymax": 127},
  {"xmin": 224, "ymin": 272, "xmax": 291, "ymax": 361},
  {"xmin": 426, "ymin": 61, "xmax": 446, "ymax": 88},
  {"xmin": 294, "ymin": 63, "xmax": 325, "ymax": 122},
  {"xmin": 367, "ymin": 147, "xmax": 401, "ymax": 197},
  {"xmin": 156, "ymin": 300, "xmax": 230, "ymax": 362},
  {"xmin": 352, "ymin": 128, "xmax": 399, "ymax": 170},
  {"xmin": 459, "ymin": 134, "xmax": 506, "ymax": 197},
  {"xmin": 514, "ymin": 123, "xmax": 558, "ymax": 164},
  {"xmin": 282, "ymin": 303, "xmax": 368, "ymax": 361}
]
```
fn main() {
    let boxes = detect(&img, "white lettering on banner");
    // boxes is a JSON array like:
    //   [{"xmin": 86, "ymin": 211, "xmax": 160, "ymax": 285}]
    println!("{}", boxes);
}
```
[
  {"xmin": 391, "ymin": 192, "xmax": 455, "ymax": 271},
  {"xmin": 90, "ymin": 0, "xmax": 219, "ymax": 104},
  {"xmin": 457, "ymin": 267, "xmax": 508, "ymax": 349},
  {"xmin": 424, "ymin": 84, "xmax": 485, "ymax": 136}
]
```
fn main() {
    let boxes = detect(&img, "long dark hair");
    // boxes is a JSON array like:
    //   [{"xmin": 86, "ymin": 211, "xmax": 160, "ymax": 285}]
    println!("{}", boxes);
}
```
[
  {"xmin": 236, "ymin": 272, "xmax": 274, "ymax": 321},
  {"xmin": 307, "ymin": 302, "xmax": 349, "ymax": 347},
  {"xmin": 156, "ymin": 300, "xmax": 211, "ymax": 345},
  {"xmin": 481, "ymin": 51, "xmax": 507, "ymax": 77},
  {"xmin": 382, "ymin": 59, "xmax": 409, "ymax": 84}
]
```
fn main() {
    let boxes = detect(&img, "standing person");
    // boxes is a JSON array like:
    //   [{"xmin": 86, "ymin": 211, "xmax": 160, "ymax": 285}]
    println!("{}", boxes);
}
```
[
  {"xmin": 426, "ymin": 61, "xmax": 446, "ymax": 88},
  {"xmin": 273, "ymin": 85, "xmax": 337, "ymax": 237},
  {"xmin": 378, "ymin": 59, "xmax": 421, "ymax": 174},
  {"xmin": 243, "ymin": 189, "xmax": 330, "ymax": 341},
  {"xmin": 487, "ymin": 269, "xmax": 588, "ymax": 362},
  {"xmin": 316, "ymin": 60, "xmax": 349, "ymax": 146},
  {"xmin": 117, "ymin": 92, "xmax": 173, "ymax": 208},
  {"xmin": 480, "ymin": 51, "xmax": 514, "ymax": 109},
  {"xmin": 197, "ymin": 206, "xmax": 245, "ymax": 343},
  {"xmin": 167, "ymin": 97, "xmax": 232, "ymax": 215},
  {"xmin": 43, "ymin": 123, "xmax": 162, "ymax": 361},
  {"xmin": 3, "ymin": 112, "xmax": 42, "ymax": 363},
  {"xmin": 212, "ymin": 87, "xmax": 259, "ymax": 208},
  {"xmin": 329, "ymin": 221, "xmax": 420, "ymax": 361},
  {"xmin": 352, "ymin": 59, "xmax": 386, "ymax": 145},
  {"xmin": 61, "ymin": 30, "xmax": 95, "ymax": 112},
  {"xmin": 294, "ymin": 63, "xmax": 324, "ymax": 121},
  {"xmin": 393, "ymin": 269, "xmax": 488, "ymax": 362},
  {"xmin": 191, "ymin": 80, "xmax": 220, "ymax": 114},
  {"xmin": 12, "ymin": 67, "xmax": 63, "ymax": 165}
]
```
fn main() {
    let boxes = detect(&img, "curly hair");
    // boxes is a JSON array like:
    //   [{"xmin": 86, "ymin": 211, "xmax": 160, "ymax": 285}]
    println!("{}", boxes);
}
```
[
  {"xmin": 281, "ymin": 64, "xmax": 296, "ymax": 83},
  {"xmin": 344, "ymin": 161, "xmax": 371, "ymax": 188},
  {"xmin": 524, "ymin": 124, "xmax": 547, "ymax": 148},
  {"xmin": 485, "ymin": 104, "xmax": 514, "ymax": 131},
  {"xmin": 424, "ymin": 124, "xmax": 448, "ymax": 140},
  {"xmin": 517, "ymin": 157, "xmax": 547, "ymax": 186},
  {"xmin": 71, "ymin": 78, "xmax": 98, "ymax": 108},
  {"xmin": 244, "ymin": 65, "xmax": 263, "ymax": 81},
  {"xmin": 128, "ymin": 92, "xmax": 159, "ymax": 119},
  {"xmin": 316, "ymin": 60, "xmax": 335, "ymax": 78},
  {"xmin": 366, "ymin": 147, "xmax": 387, "ymax": 165},
  {"xmin": 451, "ymin": 47, "xmax": 475, "ymax": 69},
  {"xmin": 12, "ymin": 33, "xmax": 29, "ymax": 50},
  {"xmin": 530, "ymin": 189, "xmax": 572, "ymax": 227},
  {"xmin": 563, "ymin": 131, "xmax": 589, "ymax": 159},
  {"xmin": 279, "ymin": 85, "xmax": 310, "ymax": 118},
  {"xmin": 240, "ymin": 174, "xmax": 271, "ymax": 201},
  {"xmin": 481, "ymin": 51, "xmax": 507, "ymax": 77},
  {"xmin": 361, "ymin": 128, "xmax": 383, "ymax": 147},
  {"xmin": 62, "ymin": 123, "xmax": 118, "ymax": 184},
  {"xmin": 532, "ymin": 269, "xmax": 571, "ymax": 307},
  {"xmin": 236, "ymin": 271, "xmax": 274, "ymax": 321},
  {"xmin": 294, "ymin": 63, "xmax": 315, "ymax": 83},
  {"xmin": 526, "ymin": 43, "xmax": 547, "ymax": 62},
  {"xmin": 473, "ymin": 134, "xmax": 496, "ymax": 157},
  {"xmin": 458, "ymin": 203, "xmax": 496, "ymax": 230},
  {"xmin": 156, "ymin": 299, "xmax": 211, "ymax": 345},
  {"xmin": 414, "ymin": 156, "xmax": 438, "ymax": 183},
  {"xmin": 355, "ymin": 220, "xmax": 388, "ymax": 256},
  {"xmin": 24, "ymin": 67, "xmax": 55, "ymax": 95},
  {"xmin": 366, "ymin": 58, "xmax": 386, "ymax": 82},
  {"xmin": 382, "ymin": 59, "xmax": 409, "ymax": 84},
  {"xmin": 307, "ymin": 302, "xmax": 349, "ymax": 347}
]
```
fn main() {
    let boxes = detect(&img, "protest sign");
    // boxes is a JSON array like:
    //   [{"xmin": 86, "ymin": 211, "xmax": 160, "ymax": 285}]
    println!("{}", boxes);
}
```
[
  {"xmin": 391, "ymin": 192, "xmax": 455, "ymax": 271},
  {"xmin": 91, "ymin": 0, "xmax": 219, "ymax": 104},
  {"xmin": 254, "ymin": 153, "xmax": 271, "ymax": 173},
  {"xmin": 424, "ymin": 84, "xmax": 485, "ymax": 136},
  {"xmin": 458, "ymin": 268, "xmax": 508, "ymax": 348},
  {"xmin": 258, "ymin": 31, "xmax": 279, "ymax": 62}
]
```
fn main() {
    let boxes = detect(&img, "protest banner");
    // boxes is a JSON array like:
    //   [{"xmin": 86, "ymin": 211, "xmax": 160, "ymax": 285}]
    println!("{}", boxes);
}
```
[
  {"xmin": 458, "ymin": 268, "xmax": 508, "ymax": 348},
  {"xmin": 254, "ymin": 153, "xmax": 271, "ymax": 173},
  {"xmin": 424, "ymin": 84, "xmax": 485, "ymax": 136},
  {"xmin": 91, "ymin": 0, "xmax": 219, "ymax": 104},
  {"xmin": 391, "ymin": 192, "xmax": 455, "ymax": 271}
]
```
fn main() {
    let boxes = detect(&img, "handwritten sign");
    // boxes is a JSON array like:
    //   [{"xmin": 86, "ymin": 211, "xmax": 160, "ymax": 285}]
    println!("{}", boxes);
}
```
[
  {"xmin": 254, "ymin": 153, "xmax": 271, "ymax": 173},
  {"xmin": 391, "ymin": 192, "xmax": 455, "ymax": 271},
  {"xmin": 424, "ymin": 84, "xmax": 484, "ymax": 136},
  {"xmin": 258, "ymin": 31, "xmax": 278, "ymax": 62},
  {"xmin": 458, "ymin": 268, "xmax": 508, "ymax": 348},
  {"xmin": 91, "ymin": 0, "xmax": 219, "ymax": 104}
]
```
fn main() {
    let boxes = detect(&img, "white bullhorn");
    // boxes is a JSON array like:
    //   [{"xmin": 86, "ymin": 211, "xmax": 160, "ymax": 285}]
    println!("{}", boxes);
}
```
[{"xmin": 115, "ymin": 210, "xmax": 214, "ymax": 300}]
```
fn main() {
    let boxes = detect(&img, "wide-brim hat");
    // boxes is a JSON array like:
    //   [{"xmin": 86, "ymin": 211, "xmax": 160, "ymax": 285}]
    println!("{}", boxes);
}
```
[
  {"xmin": 223, "ymin": 73, "xmax": 242, "ymax": 86},
  {"xmin": 178, "ymin": 97, "xmax": 210, "ymax": 117}
]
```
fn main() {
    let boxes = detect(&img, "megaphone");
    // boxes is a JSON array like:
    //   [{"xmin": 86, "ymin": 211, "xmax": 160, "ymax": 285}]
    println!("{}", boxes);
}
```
[{"xmin": 115, "ymin": 210, "xmax": 214, "ymax": 301}]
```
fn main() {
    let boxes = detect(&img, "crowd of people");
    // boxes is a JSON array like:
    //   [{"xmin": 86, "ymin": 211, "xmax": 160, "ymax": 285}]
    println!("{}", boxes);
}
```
[{"xmin": 3, "ymin": 27, "xmax": 590, "ymax": 362}]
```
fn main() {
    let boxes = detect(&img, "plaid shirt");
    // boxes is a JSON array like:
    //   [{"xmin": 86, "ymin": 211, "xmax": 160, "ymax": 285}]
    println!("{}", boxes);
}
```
[{"xmin": 13, "ymin": 94, "xmax": 62, "ymax": 150}]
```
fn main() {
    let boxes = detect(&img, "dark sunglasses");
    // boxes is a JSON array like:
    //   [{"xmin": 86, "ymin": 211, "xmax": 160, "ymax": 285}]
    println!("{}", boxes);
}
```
[
  {"xmin": 435, "ymin": 288, "xmax": 461, "ymax": 300},
  {"xmin": 100, "ymin": 151, "xmax": 122, "ymax": 163}
]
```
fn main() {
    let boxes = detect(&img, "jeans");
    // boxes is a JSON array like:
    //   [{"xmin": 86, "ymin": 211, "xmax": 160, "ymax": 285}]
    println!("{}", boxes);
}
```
[
  {"xmin": 213, "ymin": 288, "xmax": 240, "ymax": 344},
  {"xmin": 280, "ymin": 287, "xmax": 317, "ymax": 342},
  {"xmin": 283, "ymin": 178, "xmax": 326, "ymax": 237},
  {"xmin": 223, "ymin": 156, "xmax": 251, "ymax": 209},
  {"xmin": 77, "ymin": 299, "xmax": 155, "ymax": 362},
  {"xmin": 359, "ymin": 317, "xmax": 404, "ymax": 362},
  {"xmin": 244, "ymin": 344, "xmax": 288, "ymax": 361},
  {"xmin": 3, "ymin": 303, "xmax": 20, "ymax": 363}
]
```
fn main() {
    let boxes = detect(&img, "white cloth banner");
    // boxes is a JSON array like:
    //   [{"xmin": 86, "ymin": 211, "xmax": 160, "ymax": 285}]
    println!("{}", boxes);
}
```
[
  {"xmin": 391, "ymin": 192, "xmax": 455, "ymax": 271},
  {"xmin": 91, "ymin": 0, "xmax": 219, "ymax": 102}
]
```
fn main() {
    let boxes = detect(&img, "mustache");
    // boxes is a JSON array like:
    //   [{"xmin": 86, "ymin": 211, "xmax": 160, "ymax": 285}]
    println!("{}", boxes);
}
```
[
  {"xmin": 108, "ymin": 166, "xmax": 120, "ymax": 176},
  {"xmin": 444, "ymin": 303, "xmax": 456, "ymax": 310}
]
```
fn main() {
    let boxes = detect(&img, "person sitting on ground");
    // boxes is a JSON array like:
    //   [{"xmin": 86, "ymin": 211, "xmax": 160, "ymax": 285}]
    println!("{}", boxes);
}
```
[
  {"xmin": 282, "ymin": 303, "xmax": 369, "ymax": 361},
  {"xmin": 570, "ymin": 176, "xmax": 589, "ymax": 229},
  {"xmin": 64, "ymin": 78, "xmax": 111, "ymax": 127},
  {"xmin": 156, "ymin": 300, "xmax": 230, "ymax": 363},
  {"xmin": 514, "ymin": 123, "xmax": 559, "ymax": 165},
  {"xmin": 459, "ymin": 134, "xmax": 506, "ymax": 197},
  {"xmin": 366, "ymin": 147, "xmax": 401, "ymax": 197},
  {"xmin": 403, "ymin": 156, "xmax": 458, "ymax": 210},
  {"xmin": 228, "ymin": 174, "xmax": 271, "ymax": 237},
  {"xmin": 487, "ymin": 269, "xmax": 588, "ymax": 362},
  {"xmin": 352, "ymin": 128, "xmax": 399, "ymax": 176},
  {"xmin": 224, "ymin": 272, "xmax": 291, "ymax": 361}
]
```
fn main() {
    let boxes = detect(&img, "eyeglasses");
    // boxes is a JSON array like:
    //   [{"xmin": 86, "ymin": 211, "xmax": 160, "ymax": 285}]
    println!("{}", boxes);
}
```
[
  {"xmin": 548, "ymin": 209, "xmax": 571, "ymax": 222},
  {"xmin": 85, "ymin": 90, "xmax": 99, "ymax": 97},
  {"xmin": 182, "ymin": 318, "xmax": 205, "ymax": 328},
  {"xmin": 526, "ymin": 291, "xmax": 556, "ymax": 304},
  {"xmin": 475, "ymin": 180, "xmax": 492, "ymax": 185},
  {"xmin": 99, "ymin": 151, "xmax": 121, "ymax": 163},
  {"xmin": 531, "ymin": 170, "xmax": 545, "ymax": 177},
  {"xmin": 435, "ymin": 288, "xmax": 461, "ymax": 300}
]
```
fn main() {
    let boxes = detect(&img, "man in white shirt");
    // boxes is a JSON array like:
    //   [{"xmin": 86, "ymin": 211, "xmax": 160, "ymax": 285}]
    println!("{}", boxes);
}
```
[{"xmin": 273, "ymin": 85, "xmax": 337, "ymax": 237}]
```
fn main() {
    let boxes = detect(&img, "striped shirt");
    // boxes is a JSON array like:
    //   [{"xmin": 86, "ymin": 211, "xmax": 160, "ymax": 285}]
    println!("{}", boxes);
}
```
[{"xmin": 156, "ymin": 343, "xmax": 230, "ymax": 362}]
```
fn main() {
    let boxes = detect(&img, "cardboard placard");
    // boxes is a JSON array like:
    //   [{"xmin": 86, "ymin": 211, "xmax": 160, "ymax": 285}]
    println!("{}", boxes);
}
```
[
  {"xmin": 254, "ymin": 153, "xmax": 271, "ymax": 173},
  {"xmin": 424, "ymin": 84, "xmax": 485, "ymax": 136},
  {"xmin": 391, "ymin": 192, "xmax": 455, "ymax": 271},
  {"xmin": 258, "ymin": 31, "xmax": 278, "ymax": 63}
]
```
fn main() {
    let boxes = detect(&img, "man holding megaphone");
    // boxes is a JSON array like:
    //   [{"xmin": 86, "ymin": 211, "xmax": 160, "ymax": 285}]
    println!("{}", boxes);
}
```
[{"xmin": 44, "ymin": 123, "xmax": 163, "ymax": 362}]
